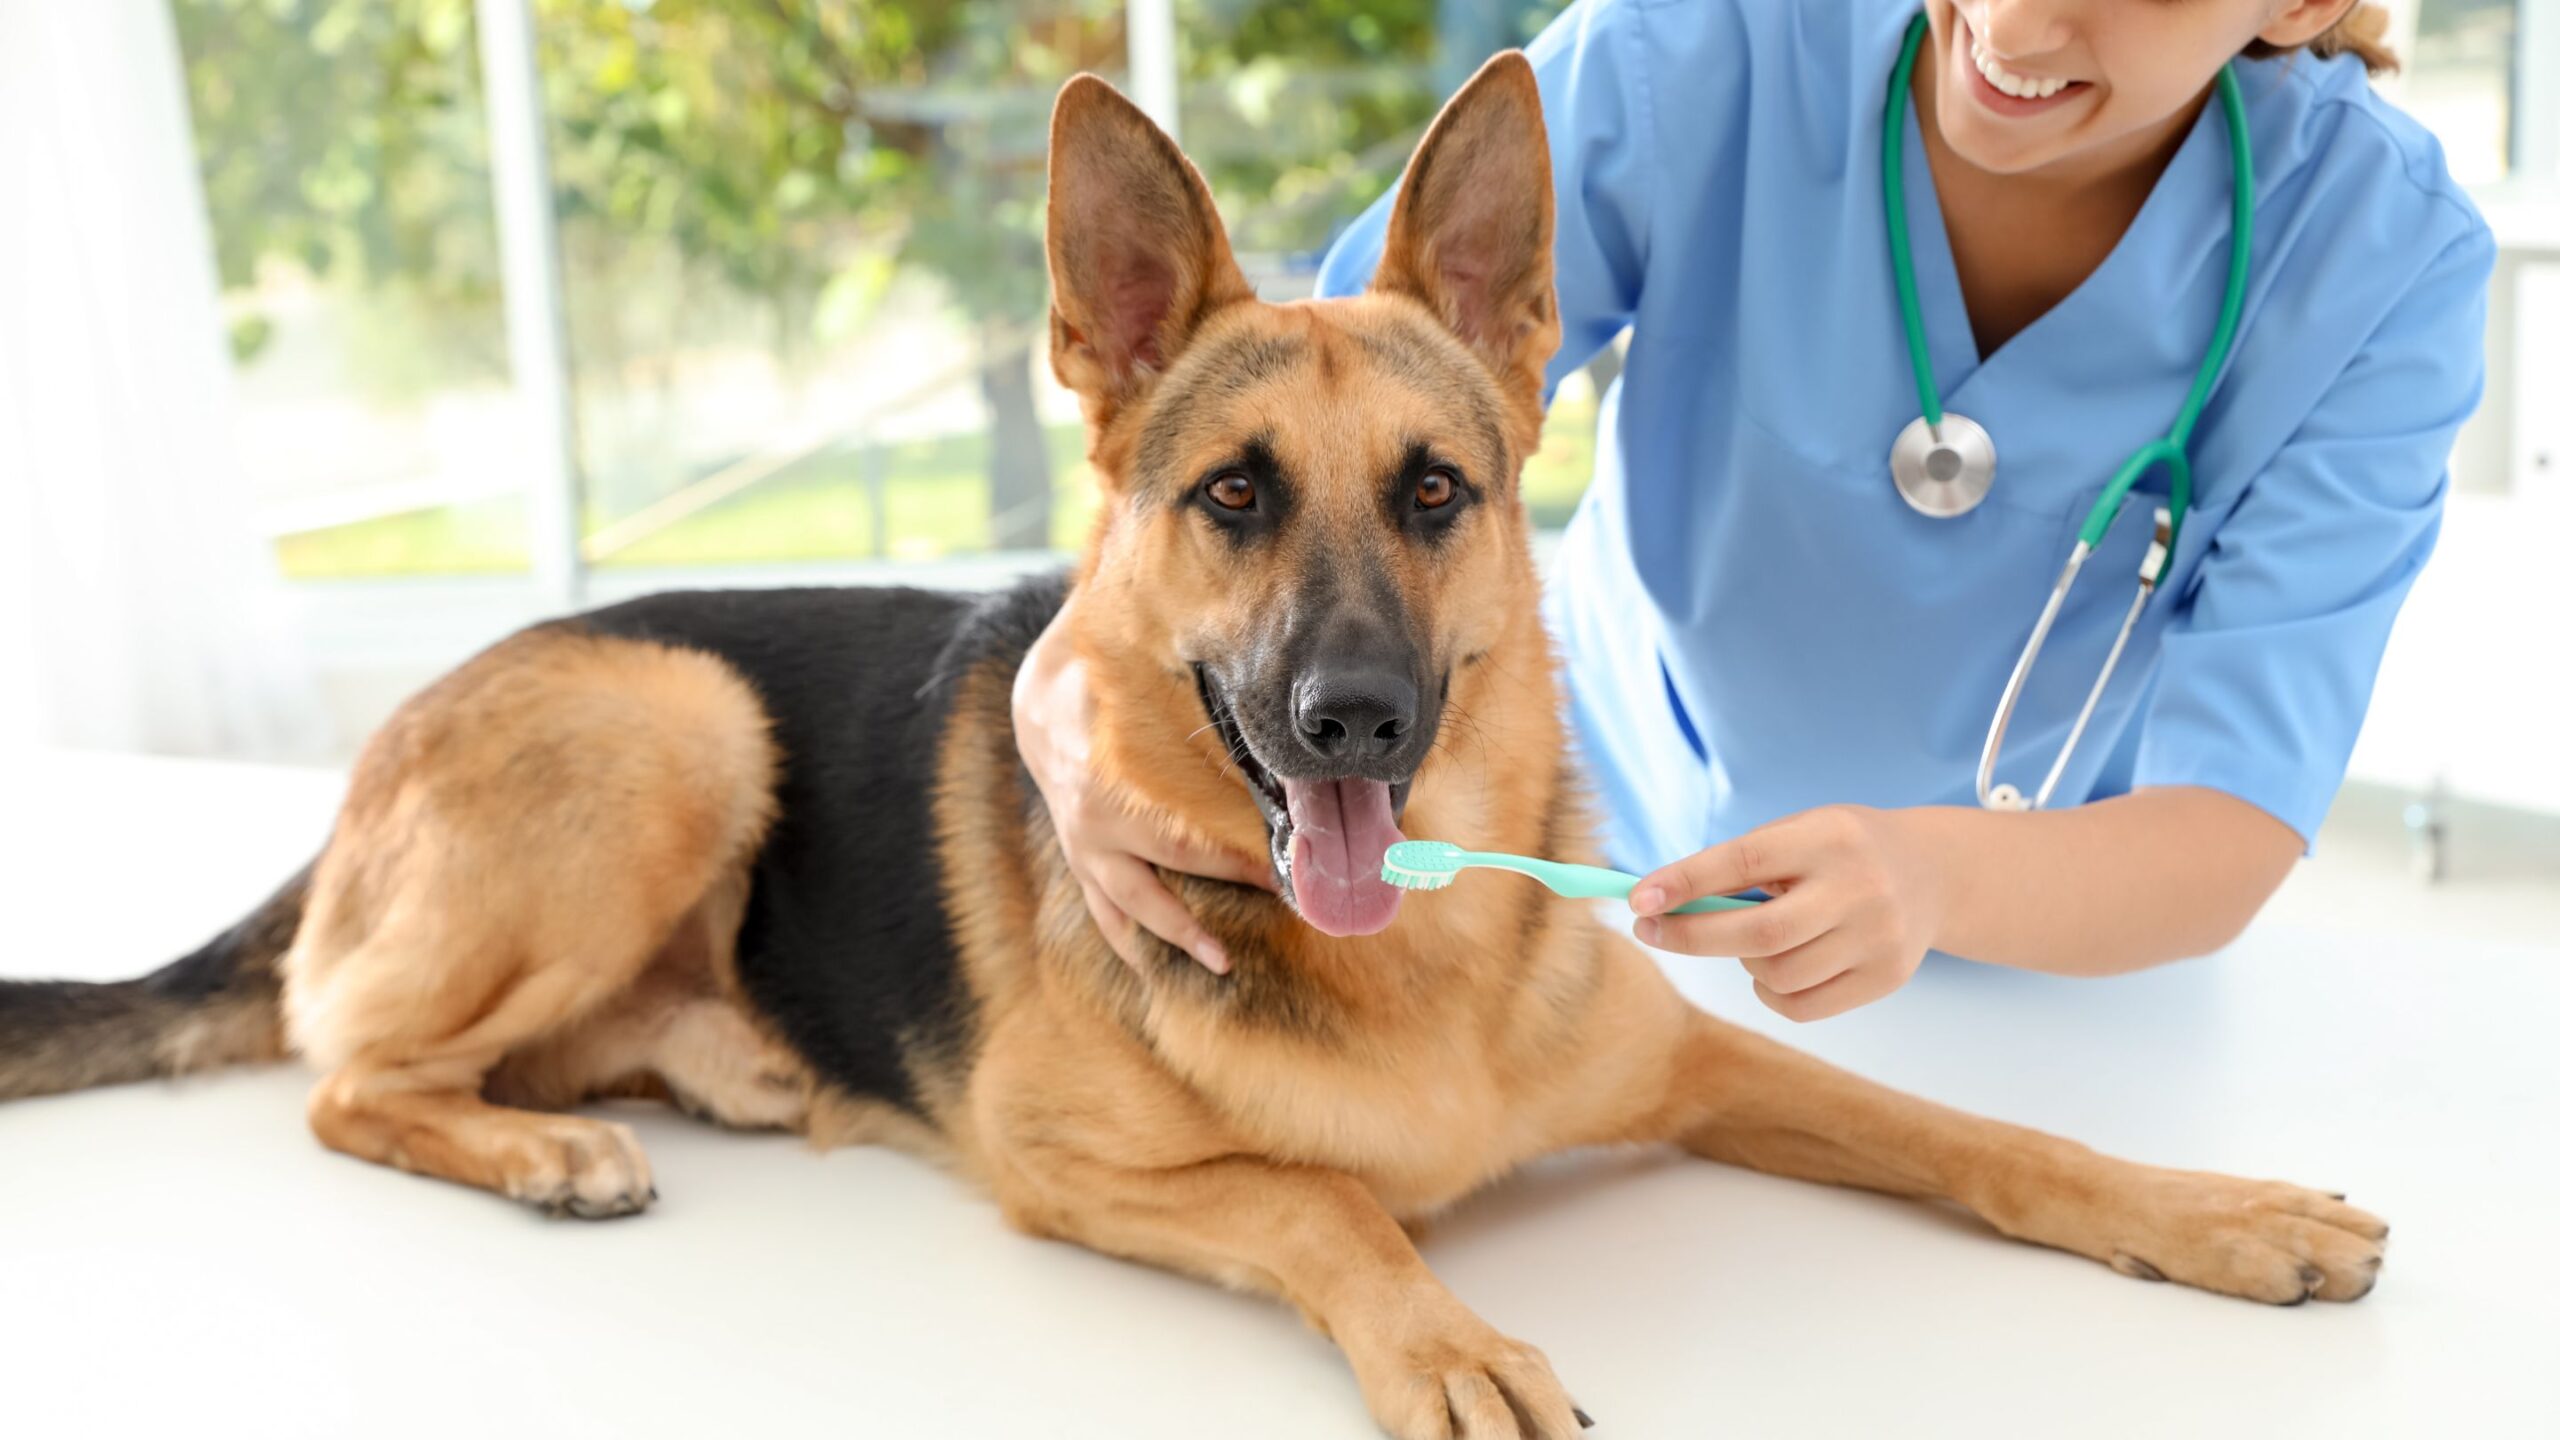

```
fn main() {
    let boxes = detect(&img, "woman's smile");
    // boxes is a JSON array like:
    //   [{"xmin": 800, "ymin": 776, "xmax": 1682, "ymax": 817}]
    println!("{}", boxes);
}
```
[{"xmin": 1955, "ymin": 10, "xmax": 2091, "ymax": 119}]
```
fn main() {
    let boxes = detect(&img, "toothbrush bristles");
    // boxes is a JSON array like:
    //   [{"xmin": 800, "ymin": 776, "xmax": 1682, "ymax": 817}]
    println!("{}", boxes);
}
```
[{"xmin": 1378, "ymin": 866, "xmax": 1454, "ymax": 891}]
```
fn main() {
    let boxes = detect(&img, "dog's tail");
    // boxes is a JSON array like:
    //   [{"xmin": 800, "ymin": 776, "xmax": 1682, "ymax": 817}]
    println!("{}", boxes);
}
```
[{"xmin": 0, "ymin": 867, "xmax": 310, "ymax": 1101}]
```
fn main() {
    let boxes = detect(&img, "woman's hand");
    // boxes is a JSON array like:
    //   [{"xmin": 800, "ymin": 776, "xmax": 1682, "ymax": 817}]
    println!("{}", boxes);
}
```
[
  {"xmin": 1627, "ymin": 806, "xmax": 1947, "ymax": 1022},
  {"xmin": 1011, "ymin": 599, "xmax": 1278, "ymax": 975},
  {"xmin": 1627, "ymin": 788, "xmax": 2297, "ymax": 1012}
]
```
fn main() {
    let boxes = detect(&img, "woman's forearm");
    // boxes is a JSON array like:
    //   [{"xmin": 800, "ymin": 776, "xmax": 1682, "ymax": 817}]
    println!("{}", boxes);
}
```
[{"xmin": 1887, "ymin": 786, "xmax": 2302, "ymax": 976}]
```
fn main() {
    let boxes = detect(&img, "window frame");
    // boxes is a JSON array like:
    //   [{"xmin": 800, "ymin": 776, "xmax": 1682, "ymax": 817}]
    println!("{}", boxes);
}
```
[{"xmin": 269, "ymin": 0, "xmax": 2560, "ymax": 663}]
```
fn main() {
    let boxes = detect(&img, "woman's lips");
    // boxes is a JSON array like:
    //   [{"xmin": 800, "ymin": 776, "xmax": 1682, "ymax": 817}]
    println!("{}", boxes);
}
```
[{"xmin": 1954, "ymin": 15, "xmax": 2090, "ymax": 119}]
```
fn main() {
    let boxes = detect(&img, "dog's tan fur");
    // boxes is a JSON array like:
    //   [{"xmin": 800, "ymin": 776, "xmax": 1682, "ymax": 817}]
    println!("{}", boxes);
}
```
[
  {"xmin": 282, "ymin": 626, "xmax": 793, "ymax": 1214},
  {"xmin": 96, "ymin": 57, "xmax": 2383, "ymax": 1439}
]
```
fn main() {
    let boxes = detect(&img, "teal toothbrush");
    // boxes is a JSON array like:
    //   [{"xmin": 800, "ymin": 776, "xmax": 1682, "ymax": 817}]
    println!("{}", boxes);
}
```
[{"xmin": 1379, "ymin": 840, "xmax": 1759, "ymax": 914}]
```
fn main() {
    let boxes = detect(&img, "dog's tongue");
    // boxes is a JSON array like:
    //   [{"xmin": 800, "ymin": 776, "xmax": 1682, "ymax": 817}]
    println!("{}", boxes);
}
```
[{"xmin": 1282, "ymin": 777, "xmax": 1405, "ymax": 937}]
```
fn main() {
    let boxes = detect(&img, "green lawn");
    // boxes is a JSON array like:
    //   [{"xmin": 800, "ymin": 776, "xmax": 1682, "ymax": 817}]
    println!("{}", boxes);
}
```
[{"xmin": 273, "ymin": 394, "xmax": 1598, "ymax": 579}]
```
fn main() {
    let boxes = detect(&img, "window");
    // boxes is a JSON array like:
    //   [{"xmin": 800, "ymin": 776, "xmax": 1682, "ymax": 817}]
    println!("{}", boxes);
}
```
[
  {"xmin": 2395, "ymin": 0, "xmax": 2524, "ymax": 186},
  {"xmin": 179, "ymin": 2, "xmax": 2543, "ymax": 586},
  {"xmin": 174, "ymin": 0, "xmax": 1617, "ymax": 587},
  {"xmin": 174, "ymin": 0, "xmax": 527, "ymax": 579},
  {"xmin": 540, "ymin": 2, "xmax": 1125, "ymax": 569}
]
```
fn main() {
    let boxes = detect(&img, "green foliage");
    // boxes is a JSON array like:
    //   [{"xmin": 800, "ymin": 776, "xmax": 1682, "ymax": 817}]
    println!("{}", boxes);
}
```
[
  {"xmin": 178, "ymin": 0, "xmax": 1125, "ymax": 361},
  {"xmin": 1179, "ymin": 0, "xmax": 1567, "ymax": 255},
  {"xmin": 176, "ymin": 0, "xmax": 1568, "ymax": 344},
  {"xmin": 226, "ymin": 314, "xmax": 275, "ymax": 364},
  {"xmin": 176, "ymin": 0, "xmax": 505, "ymax": 391},
  {"xmin": 177, "ymin": 0, "xmax": 491, "ymax": 295},
  {"xmin": 178, "ymin": 0, "xmax": 1586, "ymax": 567}
]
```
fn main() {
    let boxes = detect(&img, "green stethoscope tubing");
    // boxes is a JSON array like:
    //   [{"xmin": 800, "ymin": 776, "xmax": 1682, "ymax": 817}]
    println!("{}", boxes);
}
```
[
  {"xmin": 1882, "ymin": 13, "xmax": 2256, "ymax": 810},
  {"xmin": 1882, "ymin": 12, "xmax": 2255, "ymax": 575}
]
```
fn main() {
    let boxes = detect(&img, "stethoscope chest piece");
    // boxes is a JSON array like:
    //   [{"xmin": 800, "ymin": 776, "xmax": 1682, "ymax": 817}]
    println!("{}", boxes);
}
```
[
  {"xmin": 1875, "ymin": 13, "xmax": 2255, "ymax": 812},
  {"xmin": 1889, "ymin": 411, "xmax": 1996, "ymax": 518}
]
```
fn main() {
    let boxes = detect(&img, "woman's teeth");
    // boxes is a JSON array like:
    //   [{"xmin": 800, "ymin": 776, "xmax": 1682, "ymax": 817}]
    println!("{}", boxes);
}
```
[{"xmin": 1971, "ymin": 41, "xmax": 2072, "ymax": 101}]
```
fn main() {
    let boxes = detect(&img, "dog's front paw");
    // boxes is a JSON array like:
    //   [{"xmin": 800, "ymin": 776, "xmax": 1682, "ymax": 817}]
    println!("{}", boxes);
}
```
[
  {"xmin": 1346, "ymin": 1304, "xmax": 1590, "ymax": 1439},
  {"xmin": 496, "ymin": 1115, "xmax": 657, "ymax": 1219},
  {"xmin": 2097, "ymin": 1168, "xmax": 2388, "ymax": 1305}
]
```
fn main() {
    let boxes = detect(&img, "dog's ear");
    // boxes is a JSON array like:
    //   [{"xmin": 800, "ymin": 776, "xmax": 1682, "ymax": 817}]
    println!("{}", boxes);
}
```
[
  {"xmin": 1045, "ymin": 76, "xmax": 1253, "ymax": 421},
  {"xmin": 1370, "ymin": 52, "xmax": 1559, "ymax": 397}
]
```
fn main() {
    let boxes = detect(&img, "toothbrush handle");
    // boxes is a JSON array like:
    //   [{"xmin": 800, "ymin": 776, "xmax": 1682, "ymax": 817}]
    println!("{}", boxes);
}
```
[
  {"xmin": 1496, "ymin": 857, "xmax": 1759, "ymax": 912},
  {"xmin": 1668, "ymin": 892, "xmax": 1760, "ymax": 914}
]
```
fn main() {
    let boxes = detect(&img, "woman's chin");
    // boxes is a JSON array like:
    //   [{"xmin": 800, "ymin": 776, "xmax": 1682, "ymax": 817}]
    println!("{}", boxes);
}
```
[{"xmin": 1934, "ymin": 100, "xmax": 2074, "ymax": 177}]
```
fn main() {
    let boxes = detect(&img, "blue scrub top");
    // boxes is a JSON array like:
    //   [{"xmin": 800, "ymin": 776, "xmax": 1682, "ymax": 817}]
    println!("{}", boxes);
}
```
[{"xmin": 1317, "ymin": 0, "xmax": 2493, "ymax": 871}]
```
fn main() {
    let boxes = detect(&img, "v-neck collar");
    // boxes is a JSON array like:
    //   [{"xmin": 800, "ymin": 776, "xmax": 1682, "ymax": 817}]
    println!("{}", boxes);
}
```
[{"xmin": 1893, "ymin": 78, "xmax": 2233, "ymax": 412}]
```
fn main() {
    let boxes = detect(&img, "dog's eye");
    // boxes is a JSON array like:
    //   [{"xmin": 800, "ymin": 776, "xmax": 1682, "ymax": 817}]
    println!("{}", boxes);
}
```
[
  {"xmin": 1416, "ymin": 467, "xmax": 1459, "ymax": 510},
  {"xmin": 1206, "ymin": 470, "xmax": 1256, "ymax": 511}
]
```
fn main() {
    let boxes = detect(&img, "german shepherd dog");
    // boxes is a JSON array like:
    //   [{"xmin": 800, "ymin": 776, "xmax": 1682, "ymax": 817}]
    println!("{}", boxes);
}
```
[{"xmin": 0, "ymin": 57, "xmax": 2386, "ymax": 1438}]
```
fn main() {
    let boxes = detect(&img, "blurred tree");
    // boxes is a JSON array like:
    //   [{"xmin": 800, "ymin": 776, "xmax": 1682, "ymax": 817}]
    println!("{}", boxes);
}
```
[
  {"xmin": 173, "ymin": 0, "xmax": 1556, "ymax": 552},
  {"xmin": 174, "ymin": 0, "xmax": 503, "ymax": 379},
  {"xmin": 178, "ymin": 0, "xmax": 1115, "ymax": 549},
  {"xmin": 528, "ymin": 0, "xmax": 1111, "ymax": 547},
  {"xmin": 1173, "ymin": 0, "xmax": 1563, "ymax": 257}
]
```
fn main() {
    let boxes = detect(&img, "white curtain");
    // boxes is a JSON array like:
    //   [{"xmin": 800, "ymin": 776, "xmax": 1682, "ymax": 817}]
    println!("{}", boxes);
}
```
[{"xmin": 0, "ymin": 0, "xmax": 330, "ymax": 761}]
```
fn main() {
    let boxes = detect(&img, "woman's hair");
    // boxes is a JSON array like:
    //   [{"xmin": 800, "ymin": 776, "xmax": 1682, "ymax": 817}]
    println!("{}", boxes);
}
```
[{"xmin": 2245, "ymin": 3, "xmax": 2399, "ymax": 76}]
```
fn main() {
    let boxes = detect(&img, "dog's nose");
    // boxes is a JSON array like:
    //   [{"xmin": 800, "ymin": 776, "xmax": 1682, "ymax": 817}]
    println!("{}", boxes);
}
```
[{"xmin": 1294, "ymin": 671, "xmax": 1418, "ymax": 763}]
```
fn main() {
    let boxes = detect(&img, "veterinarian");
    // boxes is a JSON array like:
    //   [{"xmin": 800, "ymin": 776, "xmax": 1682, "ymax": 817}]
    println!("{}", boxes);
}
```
[{"xmin": 1012, "ymin": 0, "xmax": 2492, "ymax": 1020}]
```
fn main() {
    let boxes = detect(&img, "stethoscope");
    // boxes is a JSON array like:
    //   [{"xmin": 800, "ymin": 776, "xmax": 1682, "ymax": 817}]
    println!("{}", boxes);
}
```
[{"xmin": 1881, "ymin": 14, "xmax": 2255, "ymax": 811}]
